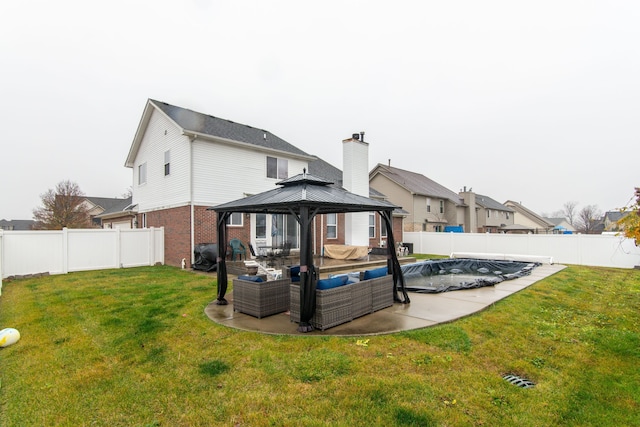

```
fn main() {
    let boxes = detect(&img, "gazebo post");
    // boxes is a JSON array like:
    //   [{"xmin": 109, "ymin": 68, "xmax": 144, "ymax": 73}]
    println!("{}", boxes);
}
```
[
  {"xmin": 215, "ymin": 212, "xmax": 230, "ymax": 305},
  {"xmin": 381, "ymin": 210, "xmax": 409, "ymax": 304},
  {"xmin": 297, "ymin": 205, "xmax": 316, "ymax": 332}
]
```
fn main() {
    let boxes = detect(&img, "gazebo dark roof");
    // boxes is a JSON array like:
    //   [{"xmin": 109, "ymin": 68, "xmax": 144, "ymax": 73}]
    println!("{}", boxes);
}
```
[
  {"xmin": 211, "ymin": 172, "xmax": 400, "ymax": 215},
  {"xmin": 209, "ymin": 171, "xmax": 409, "ymax": 333}
]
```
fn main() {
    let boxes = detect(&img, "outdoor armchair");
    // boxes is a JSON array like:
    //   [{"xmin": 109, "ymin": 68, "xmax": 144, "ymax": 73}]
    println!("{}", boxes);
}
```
[{"xmin": 229, "ymin": 238, "xmax": 247, "ymax": 261}]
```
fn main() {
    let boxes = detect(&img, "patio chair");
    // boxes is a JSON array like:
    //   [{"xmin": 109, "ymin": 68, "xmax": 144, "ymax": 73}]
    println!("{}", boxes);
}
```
[
  {"xmin": 229, "ymin": 238, "xmax": 247, "ymax": 261},
  {"xmin": 278, "ymin": 241, "xmax": 292, "ymax": 265},
  {"xmin": 248, "ymin": 243, "xmax": 266, "ymax": 263}
]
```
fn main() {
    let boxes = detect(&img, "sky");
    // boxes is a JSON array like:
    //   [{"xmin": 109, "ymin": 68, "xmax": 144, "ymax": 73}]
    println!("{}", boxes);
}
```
[{"xmin": 1, "ymin": 0, "xmax": 638, "ymax": 220}]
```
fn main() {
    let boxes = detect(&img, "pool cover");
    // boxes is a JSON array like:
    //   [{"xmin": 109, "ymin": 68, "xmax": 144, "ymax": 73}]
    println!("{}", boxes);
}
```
[{"xmin": 401, "ymin": 258, "xmax": 541, "ymax": 293}]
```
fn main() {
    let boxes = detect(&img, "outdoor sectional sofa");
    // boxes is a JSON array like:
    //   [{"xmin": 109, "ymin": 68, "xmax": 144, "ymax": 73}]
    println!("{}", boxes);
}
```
[
  {"xmin": 232, "ymin": 276, "xmax": 291, "ymax": 318},
  {"xmin": 289, "ymin": 266, "xmax": 394, "ymax": 331}
]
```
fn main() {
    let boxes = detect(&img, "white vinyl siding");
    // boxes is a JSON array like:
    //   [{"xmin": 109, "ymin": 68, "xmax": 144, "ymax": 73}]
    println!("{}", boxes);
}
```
[
  {"xmin": 133, "ymin": 107, "xmax": 312, "ymax": 212},
  {"xmin": 192, "ymin": 142, "xmax": 308, "ymax": 207},
  {"xmin": 133, "ymin": 110, "xmax": 190, "ymax": 211}
]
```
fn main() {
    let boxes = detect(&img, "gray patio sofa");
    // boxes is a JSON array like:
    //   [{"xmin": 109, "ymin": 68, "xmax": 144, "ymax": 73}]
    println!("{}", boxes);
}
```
[
  {"xmin": 232, "ymin": 276, "xmax": 291, "ymax": 318},
  {"xmin": 289, "ymin": 266, "xmax": 394, "ymax": 331}
]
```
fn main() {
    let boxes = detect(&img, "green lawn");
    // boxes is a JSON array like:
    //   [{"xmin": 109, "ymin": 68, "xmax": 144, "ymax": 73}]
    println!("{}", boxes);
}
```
[{"xmin": 0, "ymin": 263, "xmax": 638, "ymax": 426}]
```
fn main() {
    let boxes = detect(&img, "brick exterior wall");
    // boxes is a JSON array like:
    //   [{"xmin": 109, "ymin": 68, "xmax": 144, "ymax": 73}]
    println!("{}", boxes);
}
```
[
  {"xmin": 368, "ymin": 215, "xmax": 403, "ymax": 249},
  {"xmin": 193, "ymin": 206, "xmax": 218, "ymax": 245},
  {"xmin": 140, "ymin": 205, "xmax": 253, "ymax": 268},
  {"xmin": 134, "ymin": 207, "xmax": 403, "ymax": 268},
  {"xmin": 143, "ymin": 205, "xmax": 191, "ymax": 268}
]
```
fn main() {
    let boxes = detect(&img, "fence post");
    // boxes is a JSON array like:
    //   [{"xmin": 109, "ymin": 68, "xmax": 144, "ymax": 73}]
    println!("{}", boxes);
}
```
[
  {"xmin": 149, "ymin": 227, "xmax": 155, "ymax": 266},
  {"xmin": 62, "ymin": 227, "xmax": 69, "ymax": 274},
  {"xmin": 115, "ymin": 227, "xmax": 122, "ymax": 268}
]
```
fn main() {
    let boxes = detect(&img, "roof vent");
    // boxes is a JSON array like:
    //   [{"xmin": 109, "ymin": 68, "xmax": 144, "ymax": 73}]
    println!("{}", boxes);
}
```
[{"xmin": 352, "ymin": 133, "xmax": 360, "ymax": 140}]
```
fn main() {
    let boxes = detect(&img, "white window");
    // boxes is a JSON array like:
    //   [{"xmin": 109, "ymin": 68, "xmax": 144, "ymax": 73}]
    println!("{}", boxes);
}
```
[
  {"xmin": 381, "ymin": 215, "xmax": 388, "ymax": 237},
  {"xmin": 255, "ymin": 214, "xmax": 266, "ymax": 239},
  {"xmin": 487, "ymin": 210, "xmax": 491, "ymax": 218},
  {"xmin": 439, "ymin": 200, "xmax": 444, "ymax": 214},
  {"xmin": 326, "ymin": 213, "xmax": 337, "ymax": 239},
  {"xmin": 164, "ymin": 150, "xmax": 170, "ymax": 176},
  {"xmin": 138, "ymin": 162, "xmax": 147, "ymax": 185},
  {"xmin": 426, "ymin": 198, "xmax": 431, "ymax": 213},
  {"xmin": 267, "ymin": 156, "xmax": 288, "ymax": 179},
  {"xmin": 369, "ymin": 213, "xmax": 375, "ymax": 238},
  {"xmin": 226, "ymin": 212, "xmax": 243, "ymax": 226},
  {"xmin": 506, "ymin": 212, "xmax": 510, "ymax": 220}
]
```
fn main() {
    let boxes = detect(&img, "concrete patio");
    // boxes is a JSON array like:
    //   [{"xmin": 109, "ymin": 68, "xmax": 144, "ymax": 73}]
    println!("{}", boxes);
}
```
[{"xmin": 204, "ymin": 258, "xmax": 566, "ymax": 336}]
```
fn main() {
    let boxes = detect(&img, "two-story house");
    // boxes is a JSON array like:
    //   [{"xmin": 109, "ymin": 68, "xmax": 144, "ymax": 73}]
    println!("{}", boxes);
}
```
[
  {"xmin": 119, "ymin": 99, "xmax": 403, "ymax": 267},
  {"xmin": 370, "ymin": 164, "xmax": 519, "ymax": 233},
  {"xmin": 369, "ymin": 164, "xmax": 465, "ymax": 232},
  {"xmin": 470, "ymin": 193, "xmax": 515, "ymax": 233}
]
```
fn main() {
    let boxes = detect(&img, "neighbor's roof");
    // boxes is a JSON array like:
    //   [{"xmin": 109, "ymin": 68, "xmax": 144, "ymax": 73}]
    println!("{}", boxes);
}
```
[
  {"xmin": 0, "ymin": 219, "xmax": 36, "ymax": 230},
  {"xmin": 604, "ymin": 211, "xmax": 626, "ymax": 222},
  {"xmin": 475, "ymin": 195, "xmax": 514, "ymax": 212},
  {"xmin": 94, "ymin": 197, "xmax": 134, "ymax": 218},
  {"xmin": 504, "ymin": 200, "xmax": 554, "ymax": 227},
  {"xmin": 210, "ymin": 172, "xmax": 399, "ymax": 215},
  {"xmin": 308, "ymin": 156, "xmax": 395, "ymax": 203},
  {"xmin": 126, "ymin": 99, "xmax": 315, "ymax": 167},
  {"xmin": 370, "ymin": 164, "xmax": 463, "ymax": 205},
  {"xmin": 85, "ymin": 196, "xmax": 132, "ymax": 213}
]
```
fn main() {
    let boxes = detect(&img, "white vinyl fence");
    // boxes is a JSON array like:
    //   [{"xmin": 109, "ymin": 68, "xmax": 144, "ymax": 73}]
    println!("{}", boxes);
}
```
[
  {"xmin": 0, "ymin": 227, "xmax": 164, "ymax": 288},
  {"xmin": 403, "ymin": 232, "xmax": 640, "ymax": 269}
]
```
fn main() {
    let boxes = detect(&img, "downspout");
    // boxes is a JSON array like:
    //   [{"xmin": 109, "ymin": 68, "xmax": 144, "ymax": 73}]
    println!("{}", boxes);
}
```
[{"xmin": 189, "ymin": 134, "xmax": 196, "ymax": 266}]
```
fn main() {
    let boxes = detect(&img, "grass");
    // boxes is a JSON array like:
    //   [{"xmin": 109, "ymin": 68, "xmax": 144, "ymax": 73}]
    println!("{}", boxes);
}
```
[{"xmin": 0, "ymin": 262, "xmax": 639, "ymax": 426}]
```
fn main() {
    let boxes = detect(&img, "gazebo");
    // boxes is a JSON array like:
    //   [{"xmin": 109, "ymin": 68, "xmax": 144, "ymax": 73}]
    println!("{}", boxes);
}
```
[{"xmin": 209, "ymin": 171, "xmax": 409, "ymax": 332}]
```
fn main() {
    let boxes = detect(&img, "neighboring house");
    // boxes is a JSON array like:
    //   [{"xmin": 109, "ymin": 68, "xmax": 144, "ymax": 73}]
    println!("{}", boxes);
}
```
[
  {"xmin": 369, "ymin": 164, "xmax": 515, "ymax": 233},
  {"xmin": 83, "ymin": 196, "xmax": 133, "ymax": 228},
  {"xmin": 544, "ymin": 217, "xmax": 576, "ymax": 234},
  {"xmin": 503, "ymin": 200, "xmax": 555, "ymax": 234},
  {"xmin": 0, "ymin": 219, "xmax": 35, "ymax": 230},
  {"xmin": 473, "ymin": 194, "xmax": 515, "ymax": 233},
  {"xmin": 92, "ymin": 197, "xmax": 136, "ymax": 229},
  {"xmin": 116, "ymin": 99, "xmax": 403, "ymax": 267},
  {"xmin": 602, "ymin": 210, "xmax": 629, "ymax": 232},
  {"xmin": 369, "ymin": 164, "xmax": 465, "ymax": 232}
]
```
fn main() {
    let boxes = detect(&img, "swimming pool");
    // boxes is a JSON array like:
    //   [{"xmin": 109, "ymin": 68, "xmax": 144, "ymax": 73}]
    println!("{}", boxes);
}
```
[{"xmin": 401, "ymin": 258, "xmax": 541, "ymax": 293}]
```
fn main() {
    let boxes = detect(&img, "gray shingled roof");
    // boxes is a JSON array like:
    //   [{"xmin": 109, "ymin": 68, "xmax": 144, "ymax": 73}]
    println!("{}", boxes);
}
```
[
  {"xmin": 604, "ymin": 211, "xmax": 625, "ymax": 222},
  {"xmin": 505, "ymin": 200, "xmax": 554, "ymax": 226},
  {"xmin": 308, "ymin": 156, "xmax": 343, "ymax": 188},
  {"xmin": 210, "ymin": 173, "xmax": 399, "ymax": 215},
  {"xmin": 0, "ymin": 219, "xmax": 35, "ymax": 230},
  {"xmin": 151, "ymin": 99, "xmax": 311, "ymax": 157},
  {"xmin": 371, "ymin": 164, "xmax": 463, "ymax": 205},
  {"xmin": 475, "ymin": 194, "xmax": 514, "ymax": 212},
  {"xmin": 85, "ymin": 197, "xmax": 132, "ymax": 213},
  {"xmin": 90, "ymin": 197, "xmax": 133, "ymax": 216}
]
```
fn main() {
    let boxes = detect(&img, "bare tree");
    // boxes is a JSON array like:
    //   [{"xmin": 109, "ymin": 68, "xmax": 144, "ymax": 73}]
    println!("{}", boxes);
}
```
[
  {"xmin": 563, "ymin": 201, "xmax": 578, "ymax": 226},
  {"xmin": 33, "ymin": 180, "xmax": 92, "ymax": 229},
  {"xmin": 121, "ymin": 186, "xmax": 133, "ymax": 199},
  {"xmin": 575, "ymin": 204, "xmax": 602, "ymax": 234}
]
